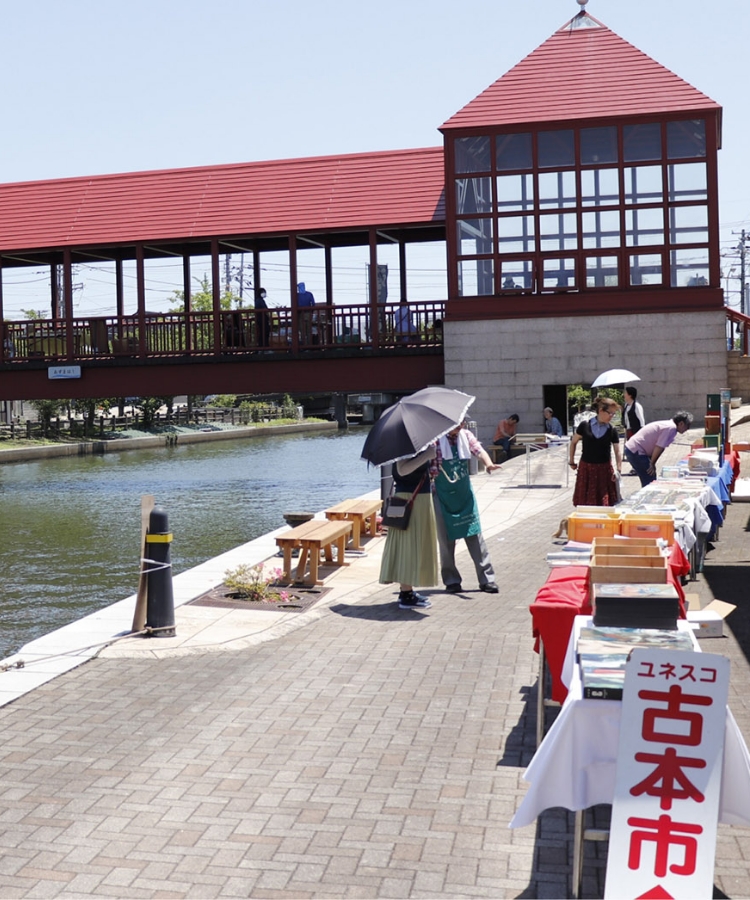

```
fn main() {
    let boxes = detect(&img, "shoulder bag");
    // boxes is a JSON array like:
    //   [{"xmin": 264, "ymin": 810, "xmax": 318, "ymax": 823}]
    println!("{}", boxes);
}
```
[{"xmin": 381, "ymin": 473, "xmax": 426, "ymax": 531}]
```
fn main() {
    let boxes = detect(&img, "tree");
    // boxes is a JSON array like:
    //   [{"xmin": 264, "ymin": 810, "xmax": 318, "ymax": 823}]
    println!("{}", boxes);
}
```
[
  {"xmin": 168, "ymin": 275, "xmax": 238, "ymax": 313},
  {"xmin": 29, "ymin": 398, "xmax": 67, "ymax": 437},
  {"xmin": 567, "ymin": 384, "xmax": 592, "ymax": 413},
  {"xmin": 131, "ymin": 396, "xmax": 173, "ymax": 430},
  {"xmin": 72, "ymin": 397, "xmax": 112, "ymax": 437}
]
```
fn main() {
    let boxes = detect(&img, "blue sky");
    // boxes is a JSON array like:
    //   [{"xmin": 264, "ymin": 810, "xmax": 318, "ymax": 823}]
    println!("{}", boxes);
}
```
[{"xmin": 2, "ymin": 0, "xmax": 748, "ymax": 314}]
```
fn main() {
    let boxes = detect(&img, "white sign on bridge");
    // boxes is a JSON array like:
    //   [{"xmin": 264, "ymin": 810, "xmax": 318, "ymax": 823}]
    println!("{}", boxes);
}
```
[{"xmin": 48, "ymin": 365, "xmax": 82, "ymax": 380}]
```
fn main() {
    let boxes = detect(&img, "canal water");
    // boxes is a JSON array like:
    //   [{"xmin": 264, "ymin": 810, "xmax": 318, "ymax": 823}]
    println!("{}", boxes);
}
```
[{"xmin": 0, "ymin": 428, "xmax": 378, "ymax": 659}]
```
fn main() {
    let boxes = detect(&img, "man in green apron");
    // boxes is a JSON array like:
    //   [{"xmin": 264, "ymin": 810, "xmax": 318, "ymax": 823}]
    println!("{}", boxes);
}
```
[{"xmin": 432, "ymin": 425, "xmax": 501, "ymax": 594}]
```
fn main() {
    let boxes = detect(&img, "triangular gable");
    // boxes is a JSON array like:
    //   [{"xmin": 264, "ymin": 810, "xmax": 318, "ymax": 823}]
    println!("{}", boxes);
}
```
[{"xmin": 440, "ymin": 11, "xmax": 721, "ymax": 132}]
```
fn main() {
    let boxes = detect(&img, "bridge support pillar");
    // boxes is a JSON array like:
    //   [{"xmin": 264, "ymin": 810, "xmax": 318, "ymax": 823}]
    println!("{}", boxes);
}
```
[{"xmin": 333, "ymin": 393, "xmax": 348, "ymax": 429}]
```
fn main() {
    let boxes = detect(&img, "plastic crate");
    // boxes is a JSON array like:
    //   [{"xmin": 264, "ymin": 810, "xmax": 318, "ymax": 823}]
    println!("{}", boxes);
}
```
[
  {"xmin": 619, "ymin": 514, "xmax": 674, "ymax": 543},
  {"xmin": 567, "ymin": 513, "xmax": 621, "ymax": 543}
]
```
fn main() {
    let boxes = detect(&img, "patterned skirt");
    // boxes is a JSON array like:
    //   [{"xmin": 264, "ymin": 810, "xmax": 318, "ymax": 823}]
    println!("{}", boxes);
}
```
[{"xmin": 572, "ymin": 460, "xmax": 618, "ymax": 507}]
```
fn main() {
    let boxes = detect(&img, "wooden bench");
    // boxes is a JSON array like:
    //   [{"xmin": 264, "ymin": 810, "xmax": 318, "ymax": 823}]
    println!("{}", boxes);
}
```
[
  {"xmin": 275, "ymin": 519, "xmax": 353, "ymax": 585},
  {"xmin": 324, "ymin": 497, "xmax": 382, "ymax": 550}
]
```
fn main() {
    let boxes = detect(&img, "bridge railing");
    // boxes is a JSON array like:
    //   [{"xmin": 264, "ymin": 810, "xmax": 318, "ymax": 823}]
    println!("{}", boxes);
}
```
[{"xmin": 1, "ymin": 301, "xmax": 445, "ymax": 363}]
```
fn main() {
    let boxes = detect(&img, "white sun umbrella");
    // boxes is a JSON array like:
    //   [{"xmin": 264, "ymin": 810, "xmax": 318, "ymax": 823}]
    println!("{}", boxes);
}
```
[{"xmin": 591, "ymin": 368, "xmax": 641, "ymax": 388}]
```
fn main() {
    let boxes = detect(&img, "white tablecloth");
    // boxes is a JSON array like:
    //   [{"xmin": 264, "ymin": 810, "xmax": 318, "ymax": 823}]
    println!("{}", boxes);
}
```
[
  {"xmin": 510, "ymin": 615, "xmax": 750, "ymax": 829},
  {"xmin": 618, "ymin": 480, "xmax": 722, "ymax": 553}
]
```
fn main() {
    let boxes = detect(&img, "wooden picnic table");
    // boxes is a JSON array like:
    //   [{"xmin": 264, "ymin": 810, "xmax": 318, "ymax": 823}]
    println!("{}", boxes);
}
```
[
  {"xmin": 324, "ymin": 497, "xmax": 382, "ymax": 550},
  {"xmin": 275, "ymin": 519, "xmax": 353, "ymax": 585}
]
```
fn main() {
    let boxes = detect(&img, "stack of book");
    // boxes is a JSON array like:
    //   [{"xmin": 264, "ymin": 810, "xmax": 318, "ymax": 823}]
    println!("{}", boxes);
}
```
[
  {"xmin": 546, "ymin": 541, "xmax": 592, "ymax": 567},
  {"xmin": 578, "ymin": 624, "xmax": 696, "ymax": 700},
  {"xmin": 592, "ymin": 581, "xmax": 680, "ymax": 629}
]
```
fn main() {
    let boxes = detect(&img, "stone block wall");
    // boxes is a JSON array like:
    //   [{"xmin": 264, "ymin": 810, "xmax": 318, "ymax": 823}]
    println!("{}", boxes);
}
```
[
  {"xmin": 443, "ymin": 310, "xmax": 728, "ymax": 443},
  {"xmin": 727, "ymin": 351, "xmax": 750, "ymax": 401}
]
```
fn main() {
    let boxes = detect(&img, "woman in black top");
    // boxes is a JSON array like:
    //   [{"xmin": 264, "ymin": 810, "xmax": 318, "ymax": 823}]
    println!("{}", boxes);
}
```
[{"xmin": 569, "ymin": 397, "xmax": 622, "ymax": 506}]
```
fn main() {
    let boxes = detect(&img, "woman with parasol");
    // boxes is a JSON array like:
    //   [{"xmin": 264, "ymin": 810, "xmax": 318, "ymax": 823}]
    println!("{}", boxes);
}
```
[
  {"xmin": 379, "ymin": 446, "xmax": 438, "ymax": 609},
  {"xmin": 361, "ymin": 386, "xmax": 475, "ymax": 610}
]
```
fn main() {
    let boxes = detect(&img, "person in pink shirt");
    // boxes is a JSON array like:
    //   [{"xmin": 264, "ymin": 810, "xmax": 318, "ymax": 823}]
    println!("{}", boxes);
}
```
[{"xmin": 623, "ymin": 411, "xmax": 693, "ymax": 486}]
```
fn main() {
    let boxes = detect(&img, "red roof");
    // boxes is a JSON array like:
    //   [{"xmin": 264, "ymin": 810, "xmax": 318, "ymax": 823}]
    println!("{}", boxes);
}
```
[
  {"xmin": 0, "ymin": 147, "xmax": 445, "ymax": 253},
  {"xmin": 441, "ymin": 12, "xmax": 721, "ymax": 131}
]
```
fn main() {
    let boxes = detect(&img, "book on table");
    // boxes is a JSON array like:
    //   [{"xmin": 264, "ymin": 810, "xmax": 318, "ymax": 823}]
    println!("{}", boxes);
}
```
[{"xmin": 578, "ymin": 624, "xmax": 696, "ymax": 699}]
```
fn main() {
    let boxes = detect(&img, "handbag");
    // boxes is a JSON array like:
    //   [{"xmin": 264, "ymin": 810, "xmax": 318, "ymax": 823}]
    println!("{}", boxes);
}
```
[{"xmin": 382, "ymin": 473, "xmax": 426, "ymax": 531}]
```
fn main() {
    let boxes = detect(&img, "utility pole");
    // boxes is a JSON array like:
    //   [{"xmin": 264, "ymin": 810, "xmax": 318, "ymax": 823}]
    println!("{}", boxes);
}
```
[
  {"xmin": 738, "ymin": 230, "xmax": 748, "ymax": 315},
  {"xmin": 224, "ymin": 253, "xmax": 232, "ymax": 294}
]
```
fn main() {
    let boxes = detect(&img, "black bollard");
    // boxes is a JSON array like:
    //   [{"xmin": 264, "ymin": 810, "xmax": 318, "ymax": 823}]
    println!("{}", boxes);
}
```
[{"xmin": 144, "ymin": 506, "xmax": 176, "ymax": 637}]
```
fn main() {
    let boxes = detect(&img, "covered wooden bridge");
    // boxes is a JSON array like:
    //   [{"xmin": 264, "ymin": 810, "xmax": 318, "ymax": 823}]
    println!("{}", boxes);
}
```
[{"xmin": 0, "ymin": 148, "xmax": 447, "ymax": 400}]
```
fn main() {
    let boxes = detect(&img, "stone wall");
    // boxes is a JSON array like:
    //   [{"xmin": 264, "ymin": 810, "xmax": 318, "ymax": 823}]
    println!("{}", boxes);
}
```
[
  {"xmin": 443, "ymin": 310, "xmax": 728, "ymax": 443},
  {"xmin": 727, "ymin": 350, "xmax": 750, "ymax": 401}
]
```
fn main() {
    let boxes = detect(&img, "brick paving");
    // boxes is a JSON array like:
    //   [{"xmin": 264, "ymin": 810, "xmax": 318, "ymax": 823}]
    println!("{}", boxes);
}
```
[{"xmin": 0, "ymin": 431, "xmax": 748, "ymax": 898}]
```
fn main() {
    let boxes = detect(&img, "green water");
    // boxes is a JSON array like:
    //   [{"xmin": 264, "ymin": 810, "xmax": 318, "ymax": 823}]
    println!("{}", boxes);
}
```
[{"xmin": 0, "ymin": 428, "xmax": 378, "ymax": 658}]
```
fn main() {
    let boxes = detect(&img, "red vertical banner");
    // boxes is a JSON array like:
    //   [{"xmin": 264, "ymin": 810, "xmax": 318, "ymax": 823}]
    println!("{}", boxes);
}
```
[{"xmin": 605, "ymin": 648, "xmax": 729, "ymax": 899}]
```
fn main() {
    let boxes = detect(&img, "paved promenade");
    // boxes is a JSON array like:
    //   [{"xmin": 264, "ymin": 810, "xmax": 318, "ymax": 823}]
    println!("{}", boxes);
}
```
[{"xmin": 0, "ymin": 419, "xmax": 748, "ymax": 898}]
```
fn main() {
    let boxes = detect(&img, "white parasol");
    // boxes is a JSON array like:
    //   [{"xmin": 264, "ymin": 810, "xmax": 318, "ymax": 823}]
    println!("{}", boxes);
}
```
[{"xmin": 591, "ymin": 368, "xmax": 640, "ymax": 388}]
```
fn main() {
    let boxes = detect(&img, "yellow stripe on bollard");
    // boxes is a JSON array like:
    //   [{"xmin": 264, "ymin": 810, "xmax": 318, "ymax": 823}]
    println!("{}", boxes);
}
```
[{"xmin": 146, "ymin": 533, "xmax": 173, "ymax": 543}]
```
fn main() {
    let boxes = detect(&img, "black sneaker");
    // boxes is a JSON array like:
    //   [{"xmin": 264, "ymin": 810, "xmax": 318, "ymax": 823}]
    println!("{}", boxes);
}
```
[
  {"xmin": 444, "ymin": 583, "xmax": 463, "ymax": 594},
  {"xmin": 398, "ymin": 591, "xmax": 432, "ymax": 609},
  {"xmin": 480, "ymin": 583, "xmax": 499, "ymax": 594}
]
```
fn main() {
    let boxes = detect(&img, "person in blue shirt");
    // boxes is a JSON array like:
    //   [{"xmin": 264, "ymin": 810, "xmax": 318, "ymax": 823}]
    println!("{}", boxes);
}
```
[
  {"xmin": 297, "ymin": 282, "xmax": 315, "ymax": 307},
  {"xmin": 297, "ymin": 282, "xmax": 316, "ymax": 344},
  {"xmin": 544, "ymin": 407, "xmax": 564, "ymax": 437},
  {"xmin": 394, "ymin": 299, "xmax": 417, "ymax": 343}
]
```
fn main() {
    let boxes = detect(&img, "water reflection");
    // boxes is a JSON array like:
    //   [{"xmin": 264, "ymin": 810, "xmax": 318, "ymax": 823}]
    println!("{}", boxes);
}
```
[{"xmin": 0, "ymin": 428, "xmax": 377, "ymax": 658}]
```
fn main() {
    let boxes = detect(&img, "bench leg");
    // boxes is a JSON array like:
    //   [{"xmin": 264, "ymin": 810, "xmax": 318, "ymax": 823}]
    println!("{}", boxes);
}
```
[
  {"xmin": 279, "ymin": 543, "xmax": 295, "ymax": 583},
  {"xmin": 305, "ymin": 542, "xmax": 320, "ymax": 585},
  {"xmin": 295, "ymin": 545, "xmax": 311, "ymax": 583},
  {"xmin": 334, "ymin": 534, "xmax": 347, "ymax": 565},
  {"xmin": 350, "ymin": 517, "xmax": 362, "ymax": 550}
]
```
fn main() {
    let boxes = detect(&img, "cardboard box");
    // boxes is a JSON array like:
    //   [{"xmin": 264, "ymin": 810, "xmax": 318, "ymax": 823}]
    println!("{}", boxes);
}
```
[{"xmin": 686, "ymin": 599, "xmax": 737, "ymax": 637}]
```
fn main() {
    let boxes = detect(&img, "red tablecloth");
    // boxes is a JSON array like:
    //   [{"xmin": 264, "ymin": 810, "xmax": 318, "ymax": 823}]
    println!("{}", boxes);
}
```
[
  {"xmin": 531, "ymin": 550, "xmax": 689, "ymax": 703},
  {"xmin": 726, "ymin": 450, "xmax": 741, "ymax": 490},
  {"xmin": 667, "ymin": 542, "xmax": 690, "ymax": 617},
  {"xmin": 530, "ymin": 566, "xmax": 591, "ymax": 703}
]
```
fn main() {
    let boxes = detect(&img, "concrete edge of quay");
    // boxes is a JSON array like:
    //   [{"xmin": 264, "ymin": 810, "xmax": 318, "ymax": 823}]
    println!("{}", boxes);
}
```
[{"xmin": 0, "ymin": 419, "xmax": 338, "ymax": 464}]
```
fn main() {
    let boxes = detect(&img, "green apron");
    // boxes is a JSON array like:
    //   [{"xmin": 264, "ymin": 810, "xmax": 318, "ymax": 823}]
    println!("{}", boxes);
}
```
[{"xmin": 435, "ymin": 456, "xmax": 481, "ymax": 541}]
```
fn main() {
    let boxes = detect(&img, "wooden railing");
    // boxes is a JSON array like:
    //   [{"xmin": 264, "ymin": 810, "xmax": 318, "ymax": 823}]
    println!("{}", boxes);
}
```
[
  {"xmin": 0, "ymin": 405, "xmax": 299, "ymax": 441},
  {"xmin": 1, "ymin": 302, "xmax": 445, "ymax": 364}
]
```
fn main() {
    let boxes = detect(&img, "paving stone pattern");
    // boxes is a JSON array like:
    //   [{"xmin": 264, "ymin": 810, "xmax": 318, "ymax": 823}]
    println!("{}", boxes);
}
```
[{"xmin": 0, "ymin": 434, "xmax": 748, "ymax": 898}]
